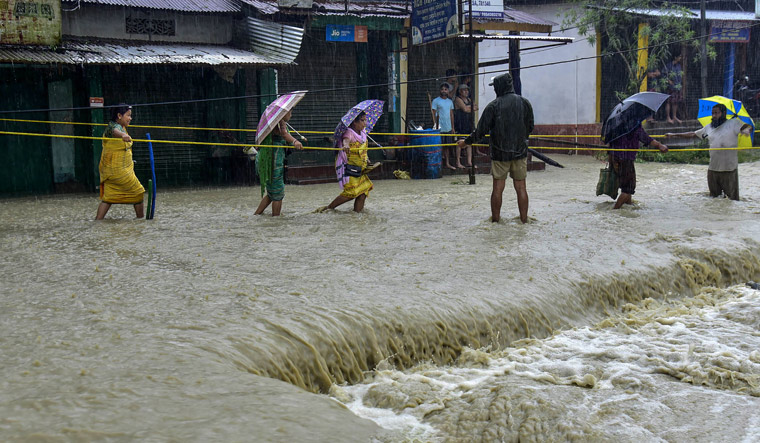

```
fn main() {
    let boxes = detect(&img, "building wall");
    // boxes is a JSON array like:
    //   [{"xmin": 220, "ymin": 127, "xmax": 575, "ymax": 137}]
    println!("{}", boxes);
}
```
[
  {"xmin": 0, "ymin": 0, "xmax": 62, "ymax": 45},
  {"xmin": 62, "ymin": 4, "xmax": 233, "ymax": 44},
  {"xmin": 477, "ymin": 3, "xmax": 598, "ymax": 126}
]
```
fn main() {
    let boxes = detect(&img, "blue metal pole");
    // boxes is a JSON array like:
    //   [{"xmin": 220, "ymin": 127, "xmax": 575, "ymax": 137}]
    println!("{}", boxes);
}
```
[
  {"xmin": 723, "ymin": 43, "xmax": 736, "ymax": 98},
  {"xmin": 146, "ymin": 133, "xmax": 157, "ymax": 220}
]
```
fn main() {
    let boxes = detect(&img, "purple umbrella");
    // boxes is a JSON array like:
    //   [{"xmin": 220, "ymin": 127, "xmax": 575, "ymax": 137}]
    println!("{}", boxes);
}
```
[
  {"xmin": 333, "ymin": 100, "xmax": 384, "ymax": 188},
  {"xmin": 340, "ymin": 99, "xmax": 384, "ymax": 130},
  {"xmin": 333, "ymin": 99, "xmax": 384, "ymax": 150}
]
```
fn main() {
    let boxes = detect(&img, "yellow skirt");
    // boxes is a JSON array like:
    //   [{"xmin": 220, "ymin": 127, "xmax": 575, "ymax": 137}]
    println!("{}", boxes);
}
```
[
  {"xmin": 340, "ymin": 174, "xmax": 373, "ymax": 199},
  {"xmin": 340, "ymin": 145, "xmax": 373, "ymax": 199},
  {"xmin": 99, "ymin": 138, "xmax": 145, "ymax": 204}
]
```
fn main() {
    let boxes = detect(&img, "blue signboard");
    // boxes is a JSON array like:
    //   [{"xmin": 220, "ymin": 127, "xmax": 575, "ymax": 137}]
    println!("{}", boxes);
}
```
[
  {"xmin": 411, "ymin": 0, "xmax": 458, "ymax": 45},
  {"xmin": 326, "ymin": 25, "xmax": 355, "ymax": 42},
  {"xmin": 709, "ymin": 21, "xmax": 751, "ymax": 43}
]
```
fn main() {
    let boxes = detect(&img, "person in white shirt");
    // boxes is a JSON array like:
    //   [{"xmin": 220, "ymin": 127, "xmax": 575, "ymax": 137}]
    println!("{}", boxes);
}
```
[{"xmin": 666, "ymin": 104, "xmax": 751, "ymax": 200}]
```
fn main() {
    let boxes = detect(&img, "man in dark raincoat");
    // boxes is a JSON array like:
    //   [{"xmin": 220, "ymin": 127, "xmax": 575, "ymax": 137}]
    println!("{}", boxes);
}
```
[{"xmin": 458, "ymin": 72, "xmax": 534, "ymax": 223}]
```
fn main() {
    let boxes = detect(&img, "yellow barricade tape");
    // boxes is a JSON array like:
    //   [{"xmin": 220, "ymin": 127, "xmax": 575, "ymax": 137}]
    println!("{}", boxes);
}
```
[
  {"xmin": 2, "ymin": 117, "xmax": 757, "ymax": 142},
  {"xmin": 2, "ymin": 130, "xmax": 758, "ymax": 152}
]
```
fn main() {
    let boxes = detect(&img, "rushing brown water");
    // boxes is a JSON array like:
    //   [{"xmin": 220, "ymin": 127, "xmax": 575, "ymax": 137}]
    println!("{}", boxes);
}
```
[{"xmin": 1, "ymin": 154, "xmax": 759, "ymax": 441}]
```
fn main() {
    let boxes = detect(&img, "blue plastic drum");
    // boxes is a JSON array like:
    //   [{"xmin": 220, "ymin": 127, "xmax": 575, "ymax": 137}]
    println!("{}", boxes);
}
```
[{"xmin": 409, "ymin": 129, "xmax": 442, "ymax": 179}]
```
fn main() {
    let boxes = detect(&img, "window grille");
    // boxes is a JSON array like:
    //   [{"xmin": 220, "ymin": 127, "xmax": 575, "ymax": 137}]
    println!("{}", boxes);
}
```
[{"xmin": 126, "ymin": 17, "xmax": 175, "ymax": 36}]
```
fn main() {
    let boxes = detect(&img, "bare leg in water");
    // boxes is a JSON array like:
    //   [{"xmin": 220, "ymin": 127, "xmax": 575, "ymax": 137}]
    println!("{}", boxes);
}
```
[
  {"xmin": 613, "ymin": 192, "xmax": 632, "ymax": 209},
  {"xmin": 513, "ymin": 179, "xmax": 528, "ymax": 223},
  {"xmin": 255, "ymin": 195, "xmax": 283, "ymax": 216},
  {"xmin": 326, "ymin": 193, "xmax": 366, "ymax": 213},
  {"xmin": 491, "ymin": 178, "xmax": 506, "ymax": 222},
  {"xmin": 96, "ymin": 202, "xmax": 111, "ymax": 220},
  {"xmin": 95, "ymin": 201, "xmax": 145, "ymax": 219},
  {"xmin": 353, "ymin": 194, "xmax": 367, "ymax": 212}
]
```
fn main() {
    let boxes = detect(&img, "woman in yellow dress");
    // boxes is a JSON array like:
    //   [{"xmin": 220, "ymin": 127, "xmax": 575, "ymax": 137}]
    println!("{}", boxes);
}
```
[
  {"xmin": 96, "ymin": 105, "xmax": 145, "ymax": 220},
  {"xmin": 324, "ymin": 112, "xmax": 375, "ymax": 212}
]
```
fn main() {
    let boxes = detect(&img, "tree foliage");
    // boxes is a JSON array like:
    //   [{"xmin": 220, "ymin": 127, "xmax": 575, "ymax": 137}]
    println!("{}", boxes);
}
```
[{"xmin": 564, "ymin": 0, "xmax": 709, "ymax": 99}]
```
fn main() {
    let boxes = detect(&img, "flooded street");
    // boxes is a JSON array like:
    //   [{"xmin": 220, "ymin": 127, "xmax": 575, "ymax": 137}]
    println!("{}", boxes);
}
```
[{"xmin": 1, "ymin": 154, "xmax": 759, "ymax": 441}]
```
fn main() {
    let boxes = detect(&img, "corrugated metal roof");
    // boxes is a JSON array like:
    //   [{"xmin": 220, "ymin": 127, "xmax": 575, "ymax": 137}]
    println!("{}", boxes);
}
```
[
  {"xmin": 499, "ymin": 7, "xmax": 557, "ymax": 27},
  {"xmin": 311, "ymin": 0, "xmax": 410, "ymax": 17},
  {"xmin": 241, "ymin": 0, "xmax": 410, "ymax": 17},
  {"xmin": 242, "ymin": 0, "xmax": 279, "ymax": 14},
  {"xmin": 459, "ymin": 34, "xmax": 573, "ymax": 43},
  {"xmin": 596, "ymin": 6, "xmax": 760, "ymax": 22},
  {"xmin": 688, "ymin": 9, "xmax": 760, "ymax": 21},
  {"xmin": 239, "ymin": 17, "xmax": 304, "ymax": 63},
  {"xmin": 62, "ymin": 0, "xmax": 240, "ymax": 13},
  {"xmin": 0, "ymin": 41, "xmax": 286, "ymax": 65}
]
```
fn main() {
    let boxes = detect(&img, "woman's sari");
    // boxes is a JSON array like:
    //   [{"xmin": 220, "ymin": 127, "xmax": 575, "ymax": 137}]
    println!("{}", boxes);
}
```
[
  {"xmin": 339, "ymin": 128, "xmax": 373, "ymax": 199},
  {"xmin": 256, "ymin": 133, "xmax": 287, "ymax": 201},
  {"xmin": 99, "ymin": 122, "xmax": 145, "ymax": 204}
]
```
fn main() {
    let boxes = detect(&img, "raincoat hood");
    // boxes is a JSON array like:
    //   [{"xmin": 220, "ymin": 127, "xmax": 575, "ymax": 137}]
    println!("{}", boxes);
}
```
[{"xmin": 492, "ymin": 73, "xmax": 515, "ymax": 97}]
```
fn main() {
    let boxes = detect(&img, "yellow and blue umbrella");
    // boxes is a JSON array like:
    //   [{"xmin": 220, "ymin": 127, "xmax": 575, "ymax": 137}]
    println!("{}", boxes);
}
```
[{"xmin": 698, "ymin": 95, "xmax": 754, "ymax": 142}]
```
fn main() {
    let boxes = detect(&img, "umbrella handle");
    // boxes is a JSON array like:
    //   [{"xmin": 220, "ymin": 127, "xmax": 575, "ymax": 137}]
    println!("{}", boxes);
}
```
[
  {"xmin": 286, "ymin": 123, "xmax": 308, "ymax": 142},
  {"xmin": 367, "ymin": 134, "xmax": 384, "ymax": 148}
]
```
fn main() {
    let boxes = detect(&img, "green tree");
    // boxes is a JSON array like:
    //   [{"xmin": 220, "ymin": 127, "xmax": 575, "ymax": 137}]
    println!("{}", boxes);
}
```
[{"xmin": 564, "ymin": 0, "xmax": 708, "ymax": 99}]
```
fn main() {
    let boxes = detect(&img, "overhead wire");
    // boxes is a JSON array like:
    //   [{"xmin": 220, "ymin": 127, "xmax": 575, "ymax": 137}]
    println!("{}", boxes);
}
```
[{"xmin": 2, "ymin": 19, "xmax": 759, "ymax": 115}]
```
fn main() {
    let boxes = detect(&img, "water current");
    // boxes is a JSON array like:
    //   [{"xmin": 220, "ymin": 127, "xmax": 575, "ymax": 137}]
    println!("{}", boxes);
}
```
[{"xmin": 1, "ymin": 155, "xmax": 759, "ymax": 442}]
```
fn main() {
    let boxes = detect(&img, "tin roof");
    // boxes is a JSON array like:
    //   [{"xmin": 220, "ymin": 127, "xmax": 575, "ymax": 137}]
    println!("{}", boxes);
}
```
[
  {"xmin": 61, "ymin": 0, "xmax": 240, "ymax": 13},
  {"xmin": 594, "ymin": 6, "xmax": 760, "ymax": 22},
  {"xmin": 241, "ymin": 0, "xmax": 410, "ymax": 17},
  {"xmin": 238, "ymin": 17, "xmax": 304, "ymax": 64},
  {"xmin": 463, "ymin": 7, "xmax": 557, "ymax": 33},
  {"xmin": 311, "ymin": 0, "xmax": 410, "ymax": 18},
  {"xmin": 459, "ymin": 34, "xmax": 572, "ymax": 43},
  {"xmin": 499, "ymin": 7, "xmax": 557, "ymax": 27},
  {"xmin": 0, "ymin": 40, "xmax": 286, "ymax": 65}
]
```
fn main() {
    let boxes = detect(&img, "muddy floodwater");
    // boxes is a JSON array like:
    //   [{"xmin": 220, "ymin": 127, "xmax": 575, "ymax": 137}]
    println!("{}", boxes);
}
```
[{"xmin": 1, "ymin": 154, "xmax": 759, "ymax": 442}]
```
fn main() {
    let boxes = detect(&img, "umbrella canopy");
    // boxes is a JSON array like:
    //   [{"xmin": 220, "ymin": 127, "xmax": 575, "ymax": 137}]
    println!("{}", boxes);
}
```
[
  {"xmin": 340, "ymin": 99, "xmax": 384, "ymax": 130},
  {"xmin": 623, "ymin": 91, "xmax": 671, "ymax": 111},
  {"xmin": 697, "ymin": 95, "xmax": 755, "ymax": 141},
  {"xmin": 601, "ymin": 92, "xmax": 670, "ymax": 144},
  {"xmin": 332, "ymin": 99, "xmax": 385, "ymax": 151},
  {"xmin": 255, "ymin": 91, "xmax": 307, "ymax": 145}
]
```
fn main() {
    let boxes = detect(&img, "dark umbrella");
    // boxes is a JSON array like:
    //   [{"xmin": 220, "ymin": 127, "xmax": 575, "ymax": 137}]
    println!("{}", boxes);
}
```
[
  {"xmin": 601, "ymin": 92, "xmax": 669, "ymax": 144},
  {"xmin": 528, "ymin": 149, "xmax": 564, "ymax": 168}
]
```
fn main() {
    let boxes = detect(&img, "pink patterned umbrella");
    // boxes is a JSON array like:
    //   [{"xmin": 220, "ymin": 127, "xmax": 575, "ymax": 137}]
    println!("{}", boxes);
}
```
[{"xmin": 255, "ymin": 91, "xmax": 307, "ymax": 145}]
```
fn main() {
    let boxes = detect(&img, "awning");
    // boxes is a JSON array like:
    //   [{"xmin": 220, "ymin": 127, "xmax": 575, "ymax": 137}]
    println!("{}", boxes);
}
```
[
  {"xmin": 458, "ymin": 34, "xmax": 573, "ymax": 43},
  {"xmin": 237, "ymin": 17, "xmax": 305, "ymax": 64},
  {"xmin": 592, "ymin": 6, "xmax": 760, "ymax": 22},
  {"xmin": 0, "ymin": 41, "xmax": 289, "ymax": 65},
  {"xmin": 465, "ymin": 7, "xmax": 558, "ymax": 33},
  {"xmin": 241, "ymin": 0, "xmax": 410, "ymax": 18}
]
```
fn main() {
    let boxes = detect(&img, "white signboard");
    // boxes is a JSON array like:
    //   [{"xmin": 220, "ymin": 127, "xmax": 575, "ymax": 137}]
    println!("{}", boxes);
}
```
[{"xmin": 469, "ymin": 0, "xmax": 503, "ymax": 20}]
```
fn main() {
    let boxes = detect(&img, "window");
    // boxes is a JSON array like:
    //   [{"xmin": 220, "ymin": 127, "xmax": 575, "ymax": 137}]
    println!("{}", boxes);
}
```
[{"xmin": 126, "ymin": 17, "xmax": 175, "ymax": 36}]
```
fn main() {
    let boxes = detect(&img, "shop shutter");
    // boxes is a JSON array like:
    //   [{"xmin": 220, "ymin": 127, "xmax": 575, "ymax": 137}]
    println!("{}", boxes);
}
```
[
  {"xmin": 278, "ymin": 29, "xmax": 357, "ymax": 164},
  {"xmin": 407, "ymin": 39, "xmax": 471, "ymax": 131},
  {"xmin": 279, "ymin": 29, "xmax": 395, "ymax": 164},
  {"xmin": 102, "ymin": 65, "xmax": 209, "ymax": 187}
]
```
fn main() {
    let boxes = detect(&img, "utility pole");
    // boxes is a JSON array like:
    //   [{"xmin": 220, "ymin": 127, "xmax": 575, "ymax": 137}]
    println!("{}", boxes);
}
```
[
  {"xmin": 468, "ymin": 0, "xmax": 476, "ymax": 185},
  {"xmin": 700, "ymin": 0, "xmax": 708, "ymax": 97}
]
